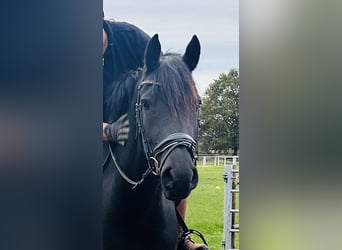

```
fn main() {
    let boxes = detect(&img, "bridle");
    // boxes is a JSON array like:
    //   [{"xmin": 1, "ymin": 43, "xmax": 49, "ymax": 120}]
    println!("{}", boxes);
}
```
[
  {"xmin": 136, "ymin": 80, "xmax": 198, "ymax": 175},
  {"xmin": 108, "ymin": 79, "xmax": 198, "ymax": 189}
]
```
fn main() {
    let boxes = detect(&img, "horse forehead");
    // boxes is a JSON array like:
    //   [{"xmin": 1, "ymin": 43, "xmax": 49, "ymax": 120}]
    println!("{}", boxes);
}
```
[{"xmin": 139, "ymin": 82, "xmax": 159, "ymax": 98}]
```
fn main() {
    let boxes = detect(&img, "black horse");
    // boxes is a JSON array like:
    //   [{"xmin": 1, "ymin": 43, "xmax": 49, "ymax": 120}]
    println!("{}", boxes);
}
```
[{"xmin": 103, "ymin": 34, "xmax": 201, "ymax": 250}]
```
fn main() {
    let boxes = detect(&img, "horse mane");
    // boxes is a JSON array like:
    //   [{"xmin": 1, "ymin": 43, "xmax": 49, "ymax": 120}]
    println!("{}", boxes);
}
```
[
  {"xmin": 149, "ymin": 52, "xmax": 201, "ymax": 117},
  {"xmin": 105, "ymin": 69, "xmax": 142, "ymax": 121},
  {"xmin": 106, "ymin": 52, "xmax": 200, "ymax": 122}
]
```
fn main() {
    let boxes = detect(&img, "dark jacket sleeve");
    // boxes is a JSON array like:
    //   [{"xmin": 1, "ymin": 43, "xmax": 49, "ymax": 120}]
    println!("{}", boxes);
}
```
[{"xmin": 104, "ymin": 21, "xmax": 150, "ymax": 82}]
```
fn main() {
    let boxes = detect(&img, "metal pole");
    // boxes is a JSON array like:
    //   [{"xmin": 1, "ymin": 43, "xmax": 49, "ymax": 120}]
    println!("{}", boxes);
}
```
[
  {"xmin": 222, "ymin": 164, "xmax": 240, "ymax": 250},
  {"xmin": 222, "ymin": 164, "xmax": 233, "ymax": 250},
  {"xmin": 231, "ymin": 167, "xmax": 236, "ymax": 249}
]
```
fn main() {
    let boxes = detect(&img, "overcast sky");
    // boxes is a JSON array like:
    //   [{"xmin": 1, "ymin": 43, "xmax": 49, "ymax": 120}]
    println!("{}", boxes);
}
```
[{"xmin": 103, "ymin": 0, "xmax": 239, "ymax": 96}]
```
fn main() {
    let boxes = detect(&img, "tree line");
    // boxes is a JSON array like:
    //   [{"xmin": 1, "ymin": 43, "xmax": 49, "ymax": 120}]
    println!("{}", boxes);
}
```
[{"xmin": 199, "ymin": 69, "xmax": 239, "ymax": 155}]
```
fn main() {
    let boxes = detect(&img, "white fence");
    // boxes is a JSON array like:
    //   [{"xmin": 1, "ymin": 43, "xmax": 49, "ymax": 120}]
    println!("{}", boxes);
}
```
[{"xmin": 197, "ymin": 155, "xmax": 239, "ymax": 167}]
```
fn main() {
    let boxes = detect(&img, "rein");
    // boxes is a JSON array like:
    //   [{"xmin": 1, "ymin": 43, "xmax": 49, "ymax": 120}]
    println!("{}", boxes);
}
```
[
  {"xmin": 108, "ymin": 142, "xmax": 152, "ymax": 189},
  {"xmin": 176, "ymin": 208, "xmax": 208, "ymax": 247}
]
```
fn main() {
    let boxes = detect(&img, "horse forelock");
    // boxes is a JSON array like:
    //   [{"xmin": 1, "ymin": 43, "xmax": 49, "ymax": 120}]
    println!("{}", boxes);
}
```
[
  {"xmin": 149, "ymin": 52, "xmax": 200, "ymax": 118},
  {"xmin": 107, "ymin": 52, "xmax": 200, "ymax": 122}
]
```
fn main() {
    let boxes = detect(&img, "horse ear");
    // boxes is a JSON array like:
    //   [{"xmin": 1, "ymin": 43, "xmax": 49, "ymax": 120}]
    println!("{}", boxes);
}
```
[
  {"xmin": 145, "ymin": 34, "xmax": 161, "ymax": 72},
  {"xmin": 182, "ymin": 35, "xmax": 201, "ymax": 71}
]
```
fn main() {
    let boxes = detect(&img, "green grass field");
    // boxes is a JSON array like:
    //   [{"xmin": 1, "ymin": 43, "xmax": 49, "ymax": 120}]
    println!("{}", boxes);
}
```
[{"xmin": 186, "ymin": 166, "xmax": 239, "ymax": 250}]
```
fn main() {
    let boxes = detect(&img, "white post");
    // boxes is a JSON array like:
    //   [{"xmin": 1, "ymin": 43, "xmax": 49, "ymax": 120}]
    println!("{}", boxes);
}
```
[{"xmin": 203, "ymin": 156, "xmax": 206, "ymax": 167}]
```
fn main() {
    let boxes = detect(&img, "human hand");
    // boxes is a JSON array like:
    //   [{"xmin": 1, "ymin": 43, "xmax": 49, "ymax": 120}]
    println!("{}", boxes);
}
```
[{"xmin": 104, "ymin": 113, "xmax": 129, "ymax": 146}]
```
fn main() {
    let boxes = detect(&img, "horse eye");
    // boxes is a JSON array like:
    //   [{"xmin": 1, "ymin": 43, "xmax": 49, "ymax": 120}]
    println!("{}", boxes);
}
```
[{"xmin": 141, "ymin": 100, "xmax": 150, "ymax": 110}]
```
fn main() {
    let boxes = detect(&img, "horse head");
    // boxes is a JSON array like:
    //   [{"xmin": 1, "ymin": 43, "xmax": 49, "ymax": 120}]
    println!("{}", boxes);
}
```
[{"xmin": 136, "ymin": 34, "xmax": 201, "ymax": 200}]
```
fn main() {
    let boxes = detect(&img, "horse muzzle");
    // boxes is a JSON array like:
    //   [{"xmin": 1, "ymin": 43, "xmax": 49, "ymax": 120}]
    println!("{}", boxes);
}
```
[
  {"xmin": 160, "ymin": 147, "xmax": 199, "ymax": 201},
  {"xmin": 140, "ymin": 132, "xmax": 199, "ymax": 199}
]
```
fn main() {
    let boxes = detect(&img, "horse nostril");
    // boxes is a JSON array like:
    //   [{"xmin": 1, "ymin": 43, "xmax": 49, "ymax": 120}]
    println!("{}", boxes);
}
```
[
  {"xmin": 190, "ymin": 169, "xmax": 199, "ymax": 189},
  {"xmin": 162, "ymin": 168, "xmax": 174, "ymax": 190}
]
